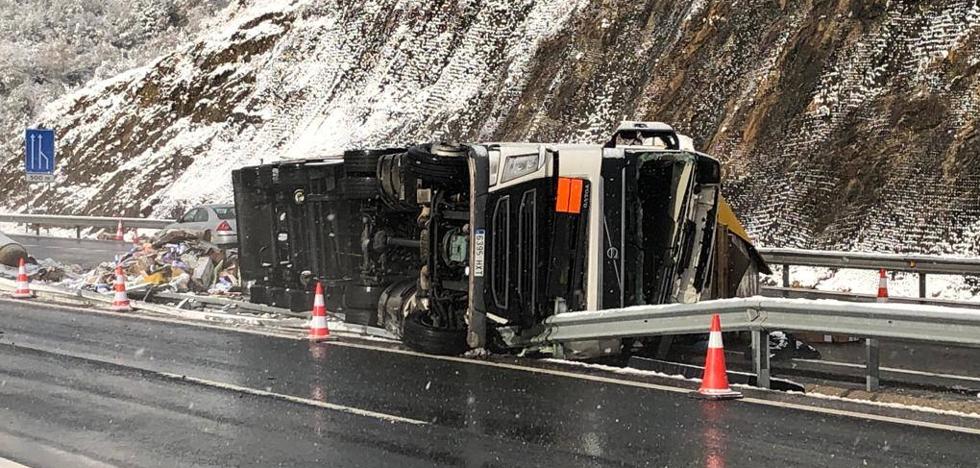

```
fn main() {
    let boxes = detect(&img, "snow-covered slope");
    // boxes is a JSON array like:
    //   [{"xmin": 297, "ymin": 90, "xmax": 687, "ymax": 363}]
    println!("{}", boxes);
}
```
[
  {"xmin": 0, "ymin": 0, "xmax": 228, "ymax": 140},
  {"xmin": 1, "ymin": 0, "xmax": 979, "ymax": 256}
]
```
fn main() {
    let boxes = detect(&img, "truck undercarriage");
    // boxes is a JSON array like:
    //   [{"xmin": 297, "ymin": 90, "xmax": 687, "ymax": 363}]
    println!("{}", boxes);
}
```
[{"xmin": 233, "ymin": 122, "xmax": 724, "ymax": 356}]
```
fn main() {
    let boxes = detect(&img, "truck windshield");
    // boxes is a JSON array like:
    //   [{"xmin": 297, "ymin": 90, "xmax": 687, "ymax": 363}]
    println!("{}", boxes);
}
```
[{"xmin": 635, "ymin": 152, "xmax": 696, "ymax": 305}]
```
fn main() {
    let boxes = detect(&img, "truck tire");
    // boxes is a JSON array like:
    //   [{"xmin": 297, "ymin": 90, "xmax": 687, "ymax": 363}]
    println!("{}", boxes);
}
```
[
  {"xmin": 379, "ymin": 280, "xmax": 416, "ymax": 336},
  {"xmin": 406, "ymin": 144, "xmax": 468, "ymax": 189},
  {"xmin": 378, "ymin": 153, "xmax": 417, "ymax": 211},
  {"xmin": 343, "ymin": 177, "xmax": 380, "ymax": 200},
  {"xmin": 344, "ymin": 148, "xmax": 405, "ymax": 176},
  {"xmin": 402, "ymin": 312, "xmax": 468, "ymax": 355}
]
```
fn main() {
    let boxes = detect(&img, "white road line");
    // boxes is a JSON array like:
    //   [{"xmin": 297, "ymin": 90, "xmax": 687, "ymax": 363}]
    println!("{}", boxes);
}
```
[
  {"xmin": 328, "ymin": 340, "xmax": 697, "ymax": 394},
  {"xmin": 6, "ymin": 298, "xmax": 980, "ymax": 434},
  {"xmin": 740, "ymin": 397, "xmax": 980, "ymax": 436},
  {"xmin": 323, "ymin": 341, "xmax": 980, "ymax": 433},
  {"xmin": 0, "ymin": 457, "xmax": 31, "ymax": 468},
  {"xmin": 1, "ymin": 338, "xmax": 428, "ymax": 428},
  {"xmin": 156, "ymin": 372, "xmax": 429, "ymax": 426},
  {"xmin": 0, "ymin": 429, "xmax": 117, "ymax": 468},
  {"xmin": 0, "ymin": 298, "xmax": 304, "ymax": 342}
]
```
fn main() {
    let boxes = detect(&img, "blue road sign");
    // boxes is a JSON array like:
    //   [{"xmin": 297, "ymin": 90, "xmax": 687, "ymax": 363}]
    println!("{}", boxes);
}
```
[{"xmin": 25, "ymin": 128, "xmax": 55, "ymax": 182}]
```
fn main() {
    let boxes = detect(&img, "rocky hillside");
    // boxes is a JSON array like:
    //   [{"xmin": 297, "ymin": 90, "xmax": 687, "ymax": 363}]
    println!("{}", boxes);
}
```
[
  {"xmin": 1, "ymin": 0, "xmax": 979, "ymax": 254},
  {"xmin": 0, "ymin": 0, "xmax": 228, "ymax": 140}
]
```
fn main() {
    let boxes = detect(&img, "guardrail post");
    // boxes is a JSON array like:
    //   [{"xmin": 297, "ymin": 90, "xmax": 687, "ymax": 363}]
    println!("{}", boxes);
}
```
[
  {"xmin": 75, "ymin": 226, "xmax": 81, "ymax": 240},
  {"xmin": 865, "ymin": 338, "xmax": 880, "ymax": 391},
  {"xmin": 781, "ymin": 264, "xmax": 790, "ymax": 287},
  {"xmin": 918, "ymin": 273, "xmax": 927, "ymax": 298},
  {"xmin": 751, "ymin": 329, "xmax": 771, "ymax": 389}
]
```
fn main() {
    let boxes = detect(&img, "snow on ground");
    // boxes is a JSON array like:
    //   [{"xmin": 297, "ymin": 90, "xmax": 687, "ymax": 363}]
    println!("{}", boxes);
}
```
[{"xmin": 764, "ymin": 266, "xmax": 980, "ymax": 302}]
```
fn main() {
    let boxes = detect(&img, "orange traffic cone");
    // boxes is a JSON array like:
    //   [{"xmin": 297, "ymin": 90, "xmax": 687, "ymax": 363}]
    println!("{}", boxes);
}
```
[
  {"xmin": 694, "ymin": 314, "xmax": 742, "ymax": 400},
  {"xmin": 12, "ymin": 258, "xmax": 34, "ymax": 299},
  {"xmin": 877, "ymin": 269, "xmax": 888, "ymax": 303},
  {"xmin": 115, "ymin": 220, "xmax": 124, "ymax": 241},
  {"xmin": 309, "ymin": 281, "xmax": 331, "ymax": 341},
  {"xmin": 111, "ymin": 265, "xmax": 132, "ymax": 311}
]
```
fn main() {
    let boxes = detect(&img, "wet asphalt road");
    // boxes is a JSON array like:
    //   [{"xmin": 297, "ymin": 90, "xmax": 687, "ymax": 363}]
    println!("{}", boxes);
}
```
[
  {"xmin": 9, "ymin": 235, "xmax": 130, "ymax": 269},
  {"xmin": 0, "ymin": 301, "xmax": 978, "ymax": 467}
]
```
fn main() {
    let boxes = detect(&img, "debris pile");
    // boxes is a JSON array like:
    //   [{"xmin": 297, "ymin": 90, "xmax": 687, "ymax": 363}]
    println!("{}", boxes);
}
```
[{"xmin": 75, "ymin": 230, "xmax": 240, "ymax": 295}]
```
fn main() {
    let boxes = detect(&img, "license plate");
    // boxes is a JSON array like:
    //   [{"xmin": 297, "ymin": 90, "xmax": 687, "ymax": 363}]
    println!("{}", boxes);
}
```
[{"xmin": 473, "ymin": 229, "xmax": 485, "ymax": 277}]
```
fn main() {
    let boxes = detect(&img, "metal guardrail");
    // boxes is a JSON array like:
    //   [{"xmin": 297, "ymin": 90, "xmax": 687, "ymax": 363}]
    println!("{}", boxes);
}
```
[
  {"xmin": 757, "ymin": 247, "xmax": 980, "ymax": 299},
  {"xmin": 0, "ymin": 213, "xmax": 175, "ymax": 237},
  {"xmin": 501, "ymin": 296, "xmax": 980, "ymax": 390},
  {"xmin": 757, "ymin": 248, "xmax": 980, "ymax": 275},
  {"xmin": 761, "ymin": 286, "xmax": 980, "ymax": 309}
]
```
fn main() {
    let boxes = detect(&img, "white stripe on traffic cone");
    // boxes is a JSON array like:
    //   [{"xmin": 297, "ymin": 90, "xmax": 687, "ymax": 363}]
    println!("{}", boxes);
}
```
[
  {"xmin": 12, "ymin": 258, "xmax": 33, "ymax": 299},
  {"xmin": 877, "ymin": 268, "xmax": 888, "ymax": 303},
  {"xmin": 111, "ymin": 265, "xmax": 132, "ymax": 311}
]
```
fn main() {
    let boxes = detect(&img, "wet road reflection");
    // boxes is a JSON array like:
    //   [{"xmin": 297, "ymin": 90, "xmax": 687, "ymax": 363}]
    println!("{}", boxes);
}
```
[
  {"xmin": 2, "ymin": 303, "xmax": 978, "ymax": 467},
  {"xmin": 700, "ymin": 401, "xmax": 729, "ymax": 468}
]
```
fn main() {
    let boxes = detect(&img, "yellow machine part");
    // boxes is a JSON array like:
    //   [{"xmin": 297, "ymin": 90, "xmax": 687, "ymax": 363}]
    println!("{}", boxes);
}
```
[
  {"xmin": 717, "ymin": 195, "xmax": 772, "ymax": 275},
  {"xmin": 717, "ymin": 196, "xmax": 752, "ymax": 244}
]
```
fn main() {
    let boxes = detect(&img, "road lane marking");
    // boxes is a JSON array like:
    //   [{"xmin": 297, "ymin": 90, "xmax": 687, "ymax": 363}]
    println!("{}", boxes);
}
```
[
  {"xmin": 6, "ymin": 299, "xmax": 979, "ymax": 434},
  {"xmin": 740, "ymin": 397, "xmax": 980, "ymax": 436},
  {"xmin": 0, "ymin": 457, "xmax": 31, "ymax": 468},
  {"xmin": 156, "ymin": 372, "xmax": 429, "ymax": 426},
  {"xmin": 0, "ymin": 298, "xmax": 304, "ymax": 342},
  {"xmin": 323, "ymin": 341, "xmax": 980, "ymax": 435},
  {"xmin": 0, "ymin": 339, "xmax": 427, "ymax": 428},
  {"xmin": 0, "ymin": 429, "xmax": 117, "ymax": 468}
]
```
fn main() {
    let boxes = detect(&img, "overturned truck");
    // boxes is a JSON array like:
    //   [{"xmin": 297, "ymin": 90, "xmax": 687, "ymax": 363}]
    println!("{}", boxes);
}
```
[{"xmin": 233, "ymin": 122, "xmax": 732, "ymax": 355}]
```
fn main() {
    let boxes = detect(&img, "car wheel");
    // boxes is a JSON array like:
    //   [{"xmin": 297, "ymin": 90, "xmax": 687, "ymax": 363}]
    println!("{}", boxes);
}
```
[
  {"xmin": 342, "ymin": 177, "xmax": 380, "ymax": 200},
  {"xmin": 405, "ymin": 144, "xmax": 468, "ymax": 189},
  {"xmin": 402, "ymin": 312, "xmax": 468, "ymax": 355},
  {"xmin": 203, "ymin": 230, "xmax": 212, "ymax": 241}
]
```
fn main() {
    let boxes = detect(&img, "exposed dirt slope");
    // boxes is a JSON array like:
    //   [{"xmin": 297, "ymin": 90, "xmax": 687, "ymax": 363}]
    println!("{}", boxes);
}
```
[{"xmin": 1, "ymin": 0, "xmax": 978, "ymax": 254}]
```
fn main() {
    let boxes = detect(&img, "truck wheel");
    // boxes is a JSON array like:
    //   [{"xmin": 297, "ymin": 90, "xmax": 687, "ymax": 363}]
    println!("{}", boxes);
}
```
[
  {"xmin": 378, "ymin": 153, "xmax": 418, "ymax": 210},
  {"xmin": 344, "ymin": 148, "xmax": 405, "ymax": 176},
  {"xmin": 342, "ymin": 177, "xmax": 380, "ymax": 200},
  {"xmin": 379, "ymin": 280, "xmax": 416, "ymax": 336},
  {"xmin": 402, "ymin": 312, "xmax": 467, "ymax": 355},
  {"xmin": 406, "ymin": 144, "xmax": 468, "ymax": 189}
]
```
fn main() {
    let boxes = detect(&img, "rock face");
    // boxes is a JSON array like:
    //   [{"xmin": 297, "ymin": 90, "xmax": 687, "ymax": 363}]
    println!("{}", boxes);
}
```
[{"xmin": 1, "ymin": 0, "xmax": 979, "ymax": 254}]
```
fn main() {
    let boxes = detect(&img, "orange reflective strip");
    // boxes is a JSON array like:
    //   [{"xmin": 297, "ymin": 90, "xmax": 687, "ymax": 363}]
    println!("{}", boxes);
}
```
[
  {"xmin": 555, "ymin": 177, "xmax": 571, "ymax": 213},
  {"xmin": 567, "ymin": 178, "xmax": 583, "ymax": 214}
]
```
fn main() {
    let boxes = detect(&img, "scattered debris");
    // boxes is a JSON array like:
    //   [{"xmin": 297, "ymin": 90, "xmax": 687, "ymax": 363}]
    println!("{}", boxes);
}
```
[{"xmin": 66, "ymin": 229, "xmax": 240, "ymax": 296}]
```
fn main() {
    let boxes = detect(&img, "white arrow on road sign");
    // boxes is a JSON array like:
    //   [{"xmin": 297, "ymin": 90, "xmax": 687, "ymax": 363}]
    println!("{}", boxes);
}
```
[{"xmin": 25, "ymin": 129, "xmax": 56, "ymax": 183}]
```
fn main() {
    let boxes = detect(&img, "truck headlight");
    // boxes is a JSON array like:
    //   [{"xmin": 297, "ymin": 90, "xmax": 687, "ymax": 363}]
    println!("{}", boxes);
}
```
[{"xmin": 500, "ymin": 153, "xmax": 540, "ymax": 183}]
